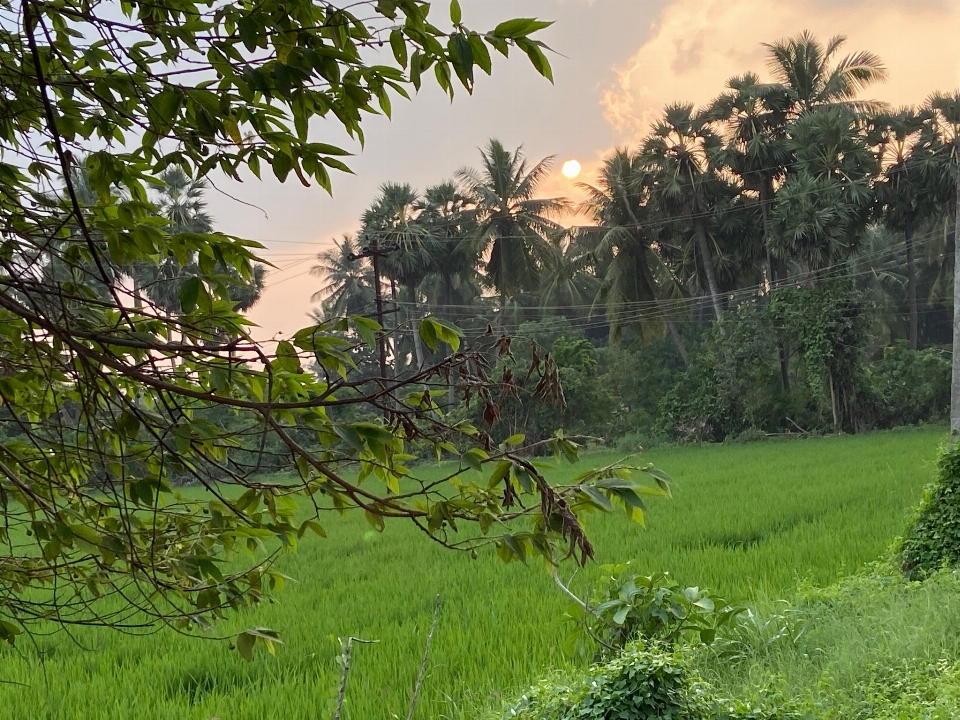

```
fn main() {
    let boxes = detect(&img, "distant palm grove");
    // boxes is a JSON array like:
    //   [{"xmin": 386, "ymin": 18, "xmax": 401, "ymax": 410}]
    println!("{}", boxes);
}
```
[{"xmin": 312, "ymin": 32, "xmax": 960, "ymax": 445}]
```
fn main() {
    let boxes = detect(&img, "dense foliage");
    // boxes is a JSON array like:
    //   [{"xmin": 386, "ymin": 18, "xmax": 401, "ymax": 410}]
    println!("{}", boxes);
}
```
[
  {"xmin": 0, "ymin": 0, "xmax": 679, "ymax": 651},
  {"xmin": 900, "ymin": 443, "xmax": 960, "ymax": 579},
  {"xmin": 314, "ymin": 34, "xmax": 960, "ymax": 446}
]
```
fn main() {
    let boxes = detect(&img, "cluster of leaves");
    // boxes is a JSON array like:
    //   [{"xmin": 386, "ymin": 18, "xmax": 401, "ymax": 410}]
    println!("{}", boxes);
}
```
[
  {"xmin": 900, "ymin": 444, "xmax": 960, "ymax": 580},
  {"xmin": 563, "ymin": 564, "xmax": 743, "ymax": 662},
  {"xmin": 867, "ymin": 342, "xmax": 950, "ymax": 426},
  {"xmin": 501, "ymin": 642, "xmax": 798, "ymax": 720}
]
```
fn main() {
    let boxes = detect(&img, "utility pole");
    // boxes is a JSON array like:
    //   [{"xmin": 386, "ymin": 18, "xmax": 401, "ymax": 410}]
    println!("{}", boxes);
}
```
[
  {"xmin": 951, "ymin": 169, "xmax": 960, "ymax": 440},
  {"xmin": 349, "ymin": 235, "xmax": 398, "ymax": 381}
]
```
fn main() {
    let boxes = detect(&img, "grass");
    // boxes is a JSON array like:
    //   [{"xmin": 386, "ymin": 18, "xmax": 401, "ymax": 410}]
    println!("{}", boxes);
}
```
[
  {"xmin": 689, "ymin": 568, "xmax": 960, "ymax": 718},
  {"xmin": 0, "ymin": 426, "xmax": 945, "ymax": 720}
]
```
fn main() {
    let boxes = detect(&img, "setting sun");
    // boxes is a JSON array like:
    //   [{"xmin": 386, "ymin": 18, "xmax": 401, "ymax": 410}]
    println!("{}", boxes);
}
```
[{"xmin": 561, "ymin": 159, "xmax": 582, "ymax": 179}]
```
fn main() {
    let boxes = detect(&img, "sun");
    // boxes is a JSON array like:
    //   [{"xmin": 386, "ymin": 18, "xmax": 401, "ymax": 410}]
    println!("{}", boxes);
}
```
[{"xmin": 561, "ymin": 159, "xmax": 581, "ymax": 179}]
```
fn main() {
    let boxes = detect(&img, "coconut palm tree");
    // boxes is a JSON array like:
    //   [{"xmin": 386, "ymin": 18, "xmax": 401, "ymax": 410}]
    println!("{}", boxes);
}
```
[
  {"xmin": 456, "ymin": 139, "xmax": 568, "ymax": 310},
  {"xmin": 310, "ymin": 234, "xmax": 375, "ymax": 319},
  {"xmin": 577, "ymin": 148, "xmax": 684, "ymax": 356},
  {"xmin": 639, "ymin": 103, "xmax": 729, "ymax": 321},
  {"xmin": 362, "ymin": 183, "xmax": 434, "ymax": 370},
  {"xmin": 416, "ymin": 181, "xmax": 482, "ymax": 325},
  {"xmin": 763, "ymin": 31, "xmax": 888, "ymax": 117},
  {"xmin": 538, "ymin": 235, "xmax": 599, "ymax": 319}
]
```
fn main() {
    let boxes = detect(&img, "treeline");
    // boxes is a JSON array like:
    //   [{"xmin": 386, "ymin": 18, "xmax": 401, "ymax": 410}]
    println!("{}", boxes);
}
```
[{"xmin": 314, "ymin": 31, "xmax": 959, "ymax": 444}]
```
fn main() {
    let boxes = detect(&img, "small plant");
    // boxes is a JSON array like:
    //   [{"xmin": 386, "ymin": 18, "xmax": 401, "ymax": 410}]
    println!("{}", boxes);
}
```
[{"xmin": 562, "ymin": 564, "xmax": 745, "ymax": 660}]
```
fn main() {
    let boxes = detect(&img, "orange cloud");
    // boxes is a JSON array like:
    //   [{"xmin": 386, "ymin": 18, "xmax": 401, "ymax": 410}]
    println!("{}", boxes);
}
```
[{"xmin": 602, "ymin": 0, "xmax": 960, "ymax": 140}]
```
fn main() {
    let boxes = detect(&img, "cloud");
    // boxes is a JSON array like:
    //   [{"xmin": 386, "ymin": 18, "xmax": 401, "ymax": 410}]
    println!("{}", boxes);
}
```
[{"xmin": 601, "ymin": 0, "xmax": 960, "ymax": 140}]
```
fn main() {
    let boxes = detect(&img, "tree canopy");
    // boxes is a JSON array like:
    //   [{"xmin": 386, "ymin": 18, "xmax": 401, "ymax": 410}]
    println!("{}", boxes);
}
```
[{"xmin": 0, "ymin": 0, "xmax": 670, "ymax": 654}]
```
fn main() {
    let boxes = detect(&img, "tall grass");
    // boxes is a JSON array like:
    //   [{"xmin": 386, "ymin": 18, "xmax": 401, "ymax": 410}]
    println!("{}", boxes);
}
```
[{"xmin": 0, "ymin": 427, "xmax": 943, "ymax": 720}]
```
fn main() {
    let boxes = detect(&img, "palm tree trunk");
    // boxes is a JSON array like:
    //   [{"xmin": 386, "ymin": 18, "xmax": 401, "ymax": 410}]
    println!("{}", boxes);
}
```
[
  {"xmin": 694, "ymin": 218, "xmax": 723, "ymax": 321},
  {"xmin": 667, "ymin": 319, "xmax": 688, "ymax": 366},
  {"xmin": 905, "ymin": 222, "xmax": 918, "ymax": 350},
  {"xmin": 132, "ymin": 266, "xmax": 143, "ymax": 310},
  {"xmin": 760, "ymin": 180, "xmax": 791, "ymax": 391},
  {"xmin": 408, "ymin": 284, "xmax": 425, "ymax": 370},
  {"xmin": 759, "ymin": 180, "xmax": 774, "ymax": 293}
]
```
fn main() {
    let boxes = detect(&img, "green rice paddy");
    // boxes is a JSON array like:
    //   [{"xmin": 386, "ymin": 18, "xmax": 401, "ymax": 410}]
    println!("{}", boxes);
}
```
[{"xmin": 0, "ymin": 427, "xmax": 945, "ymax": 720}]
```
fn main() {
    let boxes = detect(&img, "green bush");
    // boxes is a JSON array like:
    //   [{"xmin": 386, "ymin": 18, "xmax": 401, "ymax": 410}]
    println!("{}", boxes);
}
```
[
  {"xmin": 900, "ymin": 443, "xmax": 960, "ymax": 579},
  {"xmin": 869, "ymin": 342, "xmax": 950, "ymax": 427},
  {"xmin": 501, "ymin": 642, "xmax": 798, "ymax": 720}
]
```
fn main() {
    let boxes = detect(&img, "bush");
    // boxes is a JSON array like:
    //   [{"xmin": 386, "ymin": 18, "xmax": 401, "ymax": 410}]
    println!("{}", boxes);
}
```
[
  {"xmin": 869, "ymin": 342, "xmax": 950, "ymax": 427},
  {"xmin": 900, "ymin": 443, "xmax": 960, "ymax": 579},
  {"xmin": 501, "ymin": 642, "xmax": 798, "ymax": 720}
]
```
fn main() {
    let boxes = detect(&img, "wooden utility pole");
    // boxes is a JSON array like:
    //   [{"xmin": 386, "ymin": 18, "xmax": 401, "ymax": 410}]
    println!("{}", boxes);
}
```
[{"xmin": 349, "ymin": 235, "xmax": 397, "ymax": 381}]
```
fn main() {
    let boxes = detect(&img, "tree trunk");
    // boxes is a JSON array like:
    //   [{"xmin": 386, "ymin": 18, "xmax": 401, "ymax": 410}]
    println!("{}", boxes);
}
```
[
  {"xmin": 759, "ymin": 180, "xmax": 774, "ymax": 294},
  {"xmin": 132, "ymin": 266, "xmax": 143, "ymax": 310},
  {"xmin": 906, "ymin": 222, "xmax": 918, "ymax": 350},
  {"xmin": 828, "ymin": 369, "xmax": 839, "ymax": 434},
  {"xmin": 951, "ymin": 176, "xmax": 960, "ymax": 440},
  {"xmin": 408, "ymin": 284, "xmax": 425, "ymax": 371},
  {"xmin": 760, "ymin": 179, "xmax": 790, "ymax": 391},
  {"xmin": 694, "ymin": 218, "xmax": 723, "ymax": 322},
  {"xmin": 667, "ymin": 319, "xmax": 688, "ymax": 366}
]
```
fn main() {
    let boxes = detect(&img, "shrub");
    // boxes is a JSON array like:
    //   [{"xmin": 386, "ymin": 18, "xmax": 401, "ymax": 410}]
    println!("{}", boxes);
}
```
[
  {"xmin": 869, "ymin": 342, "xmax": 950, "ymax": 427},
  {"xmin": 502, "ymin": 642, "xmax": 798, "ymax": 720},
  {"xmin": 900, "ymin": 443, "xmax": 960, "ymax": 579}
]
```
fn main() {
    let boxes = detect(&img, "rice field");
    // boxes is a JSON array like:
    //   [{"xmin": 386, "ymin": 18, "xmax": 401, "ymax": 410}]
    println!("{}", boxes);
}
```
[{"xmin": 0, "ymin": 427, "xmax": 945, "ymax": 720}]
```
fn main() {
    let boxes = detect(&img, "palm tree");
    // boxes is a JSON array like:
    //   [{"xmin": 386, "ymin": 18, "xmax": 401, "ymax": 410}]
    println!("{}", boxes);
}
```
[
  {"xmin": 416, "ymin": 181, "xmax": 482, "ymax": 325},
  {"xmin": 639, "ymin": 103, "xmax": 729, "ymax": 321},
  {"xmin": 874, "ymin": 107, "xmax": 937, "ymax": 348},
  {"xmin": 763, "ymin": 31, "xmax": 888, "ymax": 117},
  {"xmin": 706, "ymin": 73, "xmax": 792, "ymax": 288},
  {"xmin": 310, "ymin": 234, "xmax": 375, "ymax": 319},
  {"xmin": 228, "ymin": 263, "xmax": 266, "ymax": 312},
  {"xmin": 577, "ymin": 148, "xmax": 684, "ymax": 356},
  {"xmin": 771, "ymin": 105, "xmax": 876, "ymax": 283},
  {"xmin": 362, "ymin": 183, "xmax": 434, "ymax": 371},
  {"xmin": 136, "ymin": 167, "xmax": 214, "ymax": 315},
  {"xmin": 920, "ymin": 91, "xmax": 960, "ymax": 434},
  {"xmin": 456, "ymin": 139, "xmax": 568, "ymax": 310},
  {"xmin": 538, "ymin": 235, "xmax": 599, "ymax": 319}
]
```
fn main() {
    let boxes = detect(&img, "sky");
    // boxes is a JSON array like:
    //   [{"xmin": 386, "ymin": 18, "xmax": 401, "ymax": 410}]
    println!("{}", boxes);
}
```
[{"xmin": 204, "ymin": 0, "xmax": 960, "ymax": 341}]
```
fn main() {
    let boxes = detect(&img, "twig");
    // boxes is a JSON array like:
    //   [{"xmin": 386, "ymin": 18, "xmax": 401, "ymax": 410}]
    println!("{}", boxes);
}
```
[
  {"xmin": 785, "ymin": 416, "xmax": 811, "ymax": 435},
  {"xmin": 551, "ymin": 563, "xmax": 590, "ymax": 613},
  {"xmin": 406, "ymin": 595, "xmax": 442, "ymax": 720},
  {"xmin": 333, "ymin": 636, "xmax": 378, "ymax": 720}
]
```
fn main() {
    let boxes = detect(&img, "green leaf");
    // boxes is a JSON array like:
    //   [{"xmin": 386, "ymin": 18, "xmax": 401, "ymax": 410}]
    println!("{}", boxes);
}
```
[
  {"xmin": 389, "ymin": 28, "xmax": 407, "ymax": 68},
  {"xmin": 274, "ymin": 341, "xmax": 301, "ymax": 373},
  {"xmin": 468, "ymin": 33, "xmax": 492, "ymax": 74},
  {"xmin": 351, "ymin": 315, "xmax": 380, "ymax": 349},
  {"xmin": 364, "ymin": 510, "xmax": 385, "ymax": 532},
  {"xmin": 517, "ymin": 39, "xmax": 553, "ymax": 83},
  {"xmin": 462, "ymin": 447, "xmax": 487, "ymax": 473},
  {"xmin": 504, "ymin": 433, "xmax": 525, "ymax": 447},
  {"xmin": 501, "ymin": 534, "xmax": 527, "ymax": 564},
  {"xmin": 449, "ymin": 0, "xmax": 462, "ymax": 24},
  {"xmin": 448, "ymin": 33, "xmax": 474, "ymax": 89},
  {"xmin": 492, "ymin": 18, "xmax": 553, "ymax": 39},
  {"xmin": 178, "ymin": 277, "xmax": 201, "ymax": 314},
  {"xmin": 418, "ymin": 316, "xmax": 461, "ymax": 353}
]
